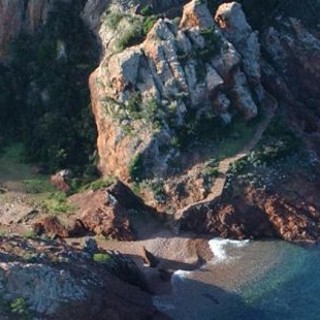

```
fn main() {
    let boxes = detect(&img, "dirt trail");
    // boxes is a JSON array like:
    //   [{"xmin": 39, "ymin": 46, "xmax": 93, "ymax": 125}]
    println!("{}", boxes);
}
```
[{"xmin": 176, "ymin": 93, "xmax": 277, "ymax": 219}]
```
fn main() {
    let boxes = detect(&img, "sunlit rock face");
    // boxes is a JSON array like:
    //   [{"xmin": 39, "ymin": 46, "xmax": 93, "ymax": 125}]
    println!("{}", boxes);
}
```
[{"xmin": 90, "ymin": 0, "xmax": 262, "ymax": 181}]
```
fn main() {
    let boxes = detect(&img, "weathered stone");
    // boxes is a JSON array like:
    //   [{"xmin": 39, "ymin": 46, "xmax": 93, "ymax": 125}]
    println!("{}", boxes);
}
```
[
  {"xmin": 142, "ymin": 246, "xmax": 159, "ymax": 268},
  {"xmin": 262, "ymin": 17, "xmax": 320, "ymax": 106},
  {"xmin": 179, "ymin": 186, "xmax": 320, "ymax": 243},
  {"xmin": 50, "ymin": 171, "xmax": 71, "ymax": 192},
  {"xmin": 69, "ymin": 189, "xmax": 136, "ymax": 241},
  {"xmin": 33, "ymin": 216, "xmax": 69, "ymax": 238},
  {"xmin": 90, "ymin": 0, "xmax": 262, "ymax": 181},
  {"xmin": 215, "ymin": 2, "xmax": 261, "ymax": 85},
  {"xmin": 230, "ymin": 69, "xmax": 258, "ymax": 119},
  {"xmin": 0, "ymin": 236, "xmax": 164, "ymax": 319},
  {"xmin": 179, "ymin": 0, "xmax": 214, "ymax": 29},
  {"xmin": 81, "ymin": 0, "xmax": 110, "ymax": 31}
]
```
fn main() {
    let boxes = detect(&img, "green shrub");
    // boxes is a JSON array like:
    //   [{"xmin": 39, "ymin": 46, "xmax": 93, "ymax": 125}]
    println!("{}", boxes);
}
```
[
  {"xmin": 128, "ymin": 153, "xmax": 145, "ymax": 182},
  {"xmin": 82, "ymin": 177, "xmax": 115, "ymax": 191},
  {"xmin": 254, "ymin": 118, "xmax": 303, "ymax": 164},
  {"xmin": 143, "ymin": 16, "xmax": 158, "ymax": 35},
  {"xmin": 44, "ymin": 192, "xmax": 75, "ymax": 214},
  {"xmin": 23, "ymin": 178, "xmax": 55, "ymax": 194},
  {"xmin": 3, "ymin": 1, "xmax": 98, "ymax": 173},
  {"xmin": 126, "ymin": 93, "xmax": 143, "ymax": 119},
  {"xmin": 150, "ymin": 180, "xmax": 166, "ymax": 204},
  {"xmin": 103, "ymin": 10, "xmax": 124, "ymax": 29},
  {"xmin": 93, "ymin": 253, "xmax": 111, "ymax": 264},
  {"xmin": 10, "ymin": 297, "xmax": 28, "ymax": 315},
  {"xmin": 140, "ymin": 5, "xmax": 154, "ymax": 16},
  {"xmin": 22, "ymin": 230, "xmax": 37, "ymax": 240},
  {"xmin": 115, "ymin": 14, "xmax": 157, "ymax": 52},
  {"xmin": 116, "ymin": 18, "xmax": 144, "ymax": 51},
  {"xmin": 131, "ymin": 182, "xmax": 141, "ymax": 196},
  {"xmin": 199, "ymin": 27, "xmax": 222, "ymax": 58},
  {"xmin": 203, "ymin": 165, "xmax": 219, "ymax": 178},
  {"xmin": 142, "ymin": 99, "xmax": 163, "ymax": 128}
]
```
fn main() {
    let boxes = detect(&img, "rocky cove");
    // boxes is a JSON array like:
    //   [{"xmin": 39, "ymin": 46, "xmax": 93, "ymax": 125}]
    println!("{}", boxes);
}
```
[{"xmin": 0, "ymin": 0, "xmax": 320, "ymax": 319}]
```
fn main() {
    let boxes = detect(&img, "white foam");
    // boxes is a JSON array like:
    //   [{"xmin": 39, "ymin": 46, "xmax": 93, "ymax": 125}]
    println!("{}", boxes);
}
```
[
  {"xmin": 209, "ymin": 238, "xmax": 250, "ymax": 263},
  {"xmin": 171, "ymin": 269, "xmax": 191, "ymax": 283}
]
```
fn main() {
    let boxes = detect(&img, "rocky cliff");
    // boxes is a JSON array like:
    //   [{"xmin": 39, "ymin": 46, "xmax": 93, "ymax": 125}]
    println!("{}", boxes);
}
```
[
  {"xmin": 0, "ymin": 235, "xmax": 165, "ymax": 319},
  {"xmin": 0, "ymin": 0, "xmax": 99, "ymax": 170},
  {"xmin": 0, "ymin": 0, "xmax": 319, "ymax": 236},
  {"xmin": 87, "ymin": 0, "xmax": 320, "ymax": 242},
  {"xmin": 90, "ymin": 0, "xmax": 262, "ymax": 183},
  {"xmin": 0, "ymin": 0, "xmax": 320, "ymax": 317}
]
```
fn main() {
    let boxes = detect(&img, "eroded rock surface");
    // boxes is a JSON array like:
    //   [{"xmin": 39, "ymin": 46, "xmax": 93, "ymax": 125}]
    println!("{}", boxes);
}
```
[
  {"xmin": 90, "ymin": 0, "xmax": 262, "ymax": 181},
  {"xmin": 179, "ymin": 156, "xmax": 320, "ymax": 243},
  {"xmin": 68, "ymin": 181, "xmax": 151, "ymax": 241},
  {"xmin": 262, "ymin": 17, "xmax": 320, "ymax": 136},
  {"xmin": 0, "ymin": 235, "xmax": 164, "ymax": 319}
]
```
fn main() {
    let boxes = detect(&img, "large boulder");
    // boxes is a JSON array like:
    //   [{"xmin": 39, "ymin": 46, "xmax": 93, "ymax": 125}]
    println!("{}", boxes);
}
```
[
  {"xmin": 215, "ymin": 2, "xmax": 261, "ymax": 85},
  {"xmin": 69, "ymin": 182, "xmax": 139, "ymax": 241},
  {"xmin": 50, "ymin": 170, "xmax": 72, "ymax": 192}
]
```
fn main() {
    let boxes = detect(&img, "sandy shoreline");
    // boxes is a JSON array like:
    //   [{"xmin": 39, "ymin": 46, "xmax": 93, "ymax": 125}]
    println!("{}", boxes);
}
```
[{"xmin": 66, "ymin": 229, "xmax": 214, "ymax": 294}]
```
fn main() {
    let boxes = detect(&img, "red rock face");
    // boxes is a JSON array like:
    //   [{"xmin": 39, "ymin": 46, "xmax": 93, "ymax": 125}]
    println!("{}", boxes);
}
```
[
  {"xmin": 0, "ymin": 0, "xmax": 50, "ymax": 60},
  {"xmin": 33, "ymin": 216, "xmax": 70, "ymax": 238},
  {"xmin": 90, "ymin": 0, "xmax": 261, "ymax": 183},
  {"xmin": 70, "ymin": 187, "xmax": 136, "ymax": 241},
  {"xmin": 89, "ymin": 71, "xmax": 134, "ymax": 180},
  {"xmin": 50, "ymin": 172, "xmax": 71, "ymax": 192},
  {"xmin": 180, "ymin": 187, "xmax": 320, "ymax": 243},
  {"xmin": 262, "ymin": 195, "xmax": 319, "ymax": 242}
]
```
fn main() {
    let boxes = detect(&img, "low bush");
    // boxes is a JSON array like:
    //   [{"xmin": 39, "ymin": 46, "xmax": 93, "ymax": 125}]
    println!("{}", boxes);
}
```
[
  {"xmin": 93, "ymin": 253, "xmax": 111, "ymax": 264},
  {"xmin": 116, "ymin": 17, "xmax": 144, "ymax": 51},
  {"xmin": 128, "ymin": 153, "xmax": 145, "ymax": 182},
  {"xmin": 44, "ymin": 192, "xmax": 75, "ymax": 214},
  {"xmin": 103, "ymin": 10, "xmax": 123, "ymax": 29}
]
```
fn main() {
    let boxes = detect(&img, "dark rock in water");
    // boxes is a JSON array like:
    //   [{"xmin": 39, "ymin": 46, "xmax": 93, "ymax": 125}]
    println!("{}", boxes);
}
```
[
  {"xmin": 106, "ymin": 250, "xmax": 150, "ymax": 292},
  {"xmin": 142, "ymin": 246, "xmax": 159, "ymax": 268},
  {"xmin": 158, "ymin": 269, "xmax": 172, "ymax": 282},
  {"xmin": 202, "ymin": 293, "xmax": 220, "ymax": 304}
]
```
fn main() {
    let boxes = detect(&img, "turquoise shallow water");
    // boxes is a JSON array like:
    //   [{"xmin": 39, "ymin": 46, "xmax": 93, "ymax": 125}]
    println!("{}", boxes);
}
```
[{"xmin": 154, "ymin": 240, "xmax": 320, "ymax": 320}]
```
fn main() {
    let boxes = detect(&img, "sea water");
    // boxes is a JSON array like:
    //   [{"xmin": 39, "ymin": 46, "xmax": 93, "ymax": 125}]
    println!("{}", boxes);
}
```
[{"xmin": 154, "ymin": 239, "xmax": 320, "ymax": 320}]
